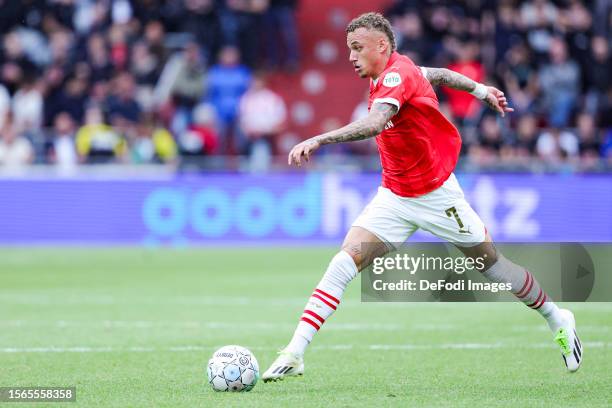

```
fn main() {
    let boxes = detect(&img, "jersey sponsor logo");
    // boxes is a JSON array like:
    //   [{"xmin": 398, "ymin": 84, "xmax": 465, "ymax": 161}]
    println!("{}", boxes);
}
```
[
  {"xmin": 384, "ymin": 120, "xmax": 394, "ymax": 130},
  {"xmin": 382, "ymin": 72, "xmax": 402, "ymax": 87}
]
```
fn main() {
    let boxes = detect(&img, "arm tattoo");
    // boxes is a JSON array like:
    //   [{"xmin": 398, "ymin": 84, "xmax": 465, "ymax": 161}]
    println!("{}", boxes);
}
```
[
  {"xmin": 423, "ymin": 67, "xmax": 477, "ymax": 93},
  {"xmin": 314, "ymin": 103, "xmax": 398, "ymax": 145}
]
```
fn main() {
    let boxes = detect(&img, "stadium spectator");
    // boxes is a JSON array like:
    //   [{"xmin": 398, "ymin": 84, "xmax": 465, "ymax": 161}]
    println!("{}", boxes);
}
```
[
  {"xmin": 444, "ymin": 40, "xmax": 485, "ymax": 123},
  {"xmin": 478, "ymin": 115, "xmax": 504, "ymax": 155},
  {"xmin": 12, "ymin": 76, "xmax": 43, "ymax": 133},
  {"xmin": 47, "ymin": 112, "xmax": 78, "ymax": 172},
  {"xmin": 86, "ymin": 33, "xmax": 113, "ymax": 83},
  {"xmin": 494, "ymin": 2, "xmax": 522, "ymax": 63},
  {"xmin": 45, "ymin": 0, "xmax": 77, "ymax": 31},
  {"xmin": 593, "ymin": 0, "xmax": 612, "ymax": 36},
  {"xmin": 575, "ymin": 113, "xmax": 601, "ymax": 168},
  {"xmin": 520, "ymin": 0, "xmax": 558, "ymax": 58},
  {"xmin": 179, "ymin": 0, "xmax": 222, "ymax": 63},
  {"xmin": 500, "ymin": 42, "xmax": 538, "ymax": 116},
  {"xmin": 0, "ymin": 2, "xmax": 23, "ymax": 35},
  {"xmin": 108, "ymin": 24, "xmax": 129, "ymax": 71},
  {"xmin": 264, "ymin": 0, "xmax": 300, "ymax": 70},
  {"xmin": 142, "ymin": 20, "xmax": 169, "ymax": 67},
  {"xmin": 467, "ymin": 115, "xmax": 508, "ymax": 167},
  {"xmin": 41, "ymin": 64, "xmax": 67, "ymax": 126},
  {"xmin": 1, "ymin": 30, "xmax": 37, "ymax": 95},
  {"xmin": 206, "ymin": 46, "xmax": 252, "ymax": 153},
  {"xmin": 130, "ymin": 41, "xmax": 161, "ymax": 88},
  {"xmin": 538, "ymin": 37, "xmax": 581, "ymax": 128},
  {"xmin": 536, "ymin": 126, "xmax": 579, "ymax": 163},
  {"xmin": 394, "ymin": 11, "xmax": 429, "ymax": 65},
  {"xmin": 86, "ymin": 80, "xmax": 108, "ymax": 108},
  {"xmin": 48, "ymin": 76, "xmax": 88, "ymax": 124},
  {"xmin": 584, "ymin": 36, "xmax": 611, "ymax": 114},
  {"xmin": 72, "ymin": 1, "xmax": 108, "ymax": 35},
  {"xmin": 421, "ymin": 4, "xmax": 451, "ymax": 59},
  {"xmin": 512, "ymin": 114, "xmax": 539, "ymax": 159},
  {"xmin": 178, "ymin": 103, "xmax": 219, "ymax": 158},
  {"xmin": 130, "ymin": 114, "xmax": 177, "ymax": 164},
  {"xmin": 221, "ymin": 0, "xmax": 269, "ymax": 68},
  {"xmin": 520, "ymin": 0, "xmax": 558, "ymax": 28},
  {"xmin": 561, "ymin": 0, "xmax": 592, "ymax": 48},
  {"xmin": 105, "ymin": 72, "xmax": 141, "ymax": 125},
  {"xmin": 602, "ymin": 129, "xmax": 612, "ymax": 165},
  {"xmin": 238, "ymin": 74, "xmax": 287, "ymax": 170},
  {"xmin": 47, "ymin": 29, "xmax": 73, "ymax": 69},
  {"xmin": 76, "ymin": 106, "xmax": 126, "ymax": 164},
  {"xmin": 155, "ymin": 41, "xmax": 207, "ymax": 135},
  {"xmin": 0, "ymin": 122, "xmax": 34, "ymax": 168},
  {"xmin": 111, "ymin": 0, "xmax": 133, "ymax": 25},
  {"xmin": 0, "ymin": 83, "xmax": 10, "ymax": 130}
]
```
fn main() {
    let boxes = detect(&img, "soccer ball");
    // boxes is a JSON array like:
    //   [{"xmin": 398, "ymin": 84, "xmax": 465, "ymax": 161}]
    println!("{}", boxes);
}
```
[{"xmin": 207, "ymin": 345, "xmax": 259, "ymax": 392}]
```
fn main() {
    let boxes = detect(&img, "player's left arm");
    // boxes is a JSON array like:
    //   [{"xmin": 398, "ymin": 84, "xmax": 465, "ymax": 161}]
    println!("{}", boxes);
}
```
[
  {"xmin": 421, "ymin": 67, "xmax": 514, "ymax": 117},
  {"xmin": 288, "ymin": 102, "xmax": 397, "ymax": 166}
]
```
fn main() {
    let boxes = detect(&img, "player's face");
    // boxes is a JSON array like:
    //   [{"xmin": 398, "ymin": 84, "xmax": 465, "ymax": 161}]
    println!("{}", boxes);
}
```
[{"xmin": 347, "ymin": 28, "xmax": 388, "ymax": 79}]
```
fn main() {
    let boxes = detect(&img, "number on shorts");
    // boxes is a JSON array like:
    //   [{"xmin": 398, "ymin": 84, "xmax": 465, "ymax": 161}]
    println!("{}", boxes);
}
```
[{"xmin": 445, "ymin": 206, "xmax": 469, "ymax": 234}]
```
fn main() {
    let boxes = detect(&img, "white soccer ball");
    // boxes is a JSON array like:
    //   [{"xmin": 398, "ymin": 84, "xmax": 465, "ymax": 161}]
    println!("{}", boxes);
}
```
[{"xmin": 207, "ymin": 345, "xmax": 259, "ymax": 392}]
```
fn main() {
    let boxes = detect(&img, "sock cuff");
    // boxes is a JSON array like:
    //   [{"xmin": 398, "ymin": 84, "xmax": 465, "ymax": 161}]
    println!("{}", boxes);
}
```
[{"xmin": 336, "ymin": 250, "xmax": 358, "ymax": 278}]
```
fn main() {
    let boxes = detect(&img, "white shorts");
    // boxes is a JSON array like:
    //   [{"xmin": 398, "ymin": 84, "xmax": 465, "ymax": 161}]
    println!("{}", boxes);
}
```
[{"xmin": 352, "ymin": 173, "xmax": 486, "ymax": 248}]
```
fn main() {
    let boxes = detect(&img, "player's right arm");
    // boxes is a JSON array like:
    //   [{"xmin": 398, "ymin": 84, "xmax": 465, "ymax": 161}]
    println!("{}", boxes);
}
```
[
  {"xmin": 421, "ymin": 67, "xmax": 514, "ymax": 117},
  {"xmin": 288, "ymin": 102, "xmax": 397, "ymax": 166}
]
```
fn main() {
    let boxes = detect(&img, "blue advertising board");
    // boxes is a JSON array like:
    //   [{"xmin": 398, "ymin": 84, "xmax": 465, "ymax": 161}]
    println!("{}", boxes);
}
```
[{"xmin": 0, "ymin": 173, "xmax": 610, "ymax": 245}]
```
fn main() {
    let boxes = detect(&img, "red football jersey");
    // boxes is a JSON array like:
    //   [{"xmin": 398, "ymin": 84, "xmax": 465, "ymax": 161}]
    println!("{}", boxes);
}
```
[{"xmin": 368, "ymin": 52, "xmax": 462, "ymax": 197}]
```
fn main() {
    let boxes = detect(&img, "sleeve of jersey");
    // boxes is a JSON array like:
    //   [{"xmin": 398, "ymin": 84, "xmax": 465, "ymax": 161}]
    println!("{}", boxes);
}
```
[{"xmin": 371, "ymin": 67, "xmax": 416, "ymax": 111}]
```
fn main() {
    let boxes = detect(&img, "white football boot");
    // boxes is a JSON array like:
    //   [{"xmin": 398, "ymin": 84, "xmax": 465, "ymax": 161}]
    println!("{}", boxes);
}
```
[
  {"xmin": 553, "ymin": 309, "xmax": 583, "ymax": 372},
  {"xmin": 262, "ymin": 350, "xmax": 304, "ymax": 382}
]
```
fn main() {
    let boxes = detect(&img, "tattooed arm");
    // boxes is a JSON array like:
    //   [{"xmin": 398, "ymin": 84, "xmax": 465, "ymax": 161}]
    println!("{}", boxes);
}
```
[
  {"xmin": 288, "ymin": 102, "xmax": 397, "ymax": 166},
  {"xmin": 314, "ymin": 102, "xmax": 397, "ymax": 144},
  {"xmin": 421, "ymin": 67, "xmax": 514, "ymax": 117},
  {"xmin": 422, "ymin": 67, "xmax": 479, "ymax": 92}
]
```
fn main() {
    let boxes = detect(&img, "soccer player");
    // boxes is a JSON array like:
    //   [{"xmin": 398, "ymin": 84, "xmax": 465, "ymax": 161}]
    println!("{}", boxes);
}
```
[{"xmin": 262, "ymin": 12, "xmax": 582, "ymax": 381}]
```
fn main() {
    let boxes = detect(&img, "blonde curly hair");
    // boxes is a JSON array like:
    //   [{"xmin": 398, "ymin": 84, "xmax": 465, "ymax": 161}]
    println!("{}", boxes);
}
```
[{"xmin": 346, "ymin": 12, "xmax": 396, "ymax": 52}]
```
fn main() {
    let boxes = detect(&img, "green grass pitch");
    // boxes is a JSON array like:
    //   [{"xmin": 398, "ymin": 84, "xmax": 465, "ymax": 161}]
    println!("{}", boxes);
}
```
[{"xmin": 1, "ymin": 248, "xmax": 610, "ymax": 407}]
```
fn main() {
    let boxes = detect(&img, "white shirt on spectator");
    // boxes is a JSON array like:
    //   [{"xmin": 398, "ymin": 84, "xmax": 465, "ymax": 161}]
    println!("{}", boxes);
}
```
[
  {"xmin": 54, "ymin": 134, "xmax": 78, "ymax": 171},
  {"xmin": 239, "ymin": 88, "xmax": 286, "ymax": 135},
  {"xmin": 520, "ymin": 1, "xmax": 558, "ymax": 27},
  {"xmin": 0, "ymin": 136, "xmax": 34, "ymax": 168},
  {"xmin": 0, "ymin": 85, "xmax": 10, "ymax": 130},
  {"xmin": 12, "ymin": 87, "xmax": 43, "ymax": 131},
  {"xmin": 536, "ymin": 129, "xmax": 579, "ymax": 159}
]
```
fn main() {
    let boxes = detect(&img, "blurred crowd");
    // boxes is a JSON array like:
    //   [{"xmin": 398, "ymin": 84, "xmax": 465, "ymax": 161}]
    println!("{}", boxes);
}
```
[
  {"xmin": 0, "ymin": 0, "xmax": 611, "ymax": 172},
  {"xmin": 387, "ymin": 0, "xmax": 612, "ymax": 170},
  {"xmin": 0, "ymin": 0, "xmax": 296, "ymax": 171}
]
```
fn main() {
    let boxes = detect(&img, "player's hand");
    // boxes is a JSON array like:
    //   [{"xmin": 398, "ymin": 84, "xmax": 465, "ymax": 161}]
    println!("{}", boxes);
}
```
[
  {"xmin": 483, "ymin": 86, "xmax": 514, "ymax": 117},
  {"xmin": 288, "ymin": 138, "xmax": 321, "ymax": 166}
]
